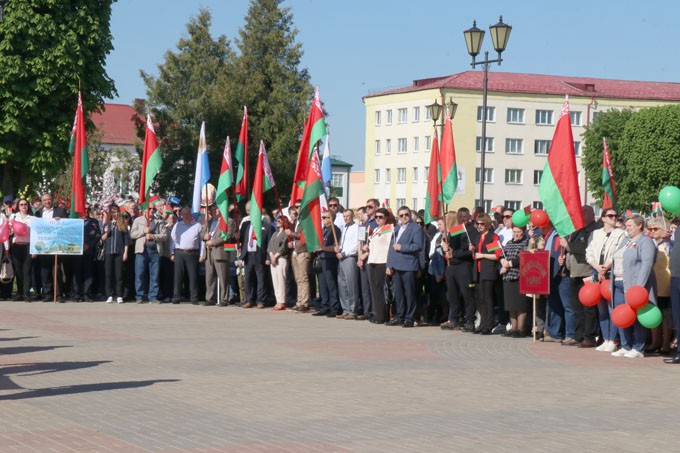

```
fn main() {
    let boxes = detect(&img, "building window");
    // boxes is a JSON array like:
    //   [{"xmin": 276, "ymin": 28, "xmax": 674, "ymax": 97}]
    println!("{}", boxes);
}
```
[
  {"xmin": 385, "ymin": 168, "xmax": 391, "ymax": 183},
  {"xmin": 375, "ymin": 140, "xmax": 381, "ymax": 155},
  {"xmin": 534, "ymin": 139, "xmax": 551, "ymax": 156},
  {"xmin": 477, "ymin": 106, "xmax": 496, "ymax": 122},
  {"xmin": 374, "ymin": 169, "xmax": 380, "ymax": 183},
  {"xmin": 533, "ymin": 170, "xmax": 543, "ymax": 185},
  {"xmin": 425, "ymin": 135, "xmax": 431, "ymax": 151},
  {"xmin": 570, "ymin": 111, "xmax": 582, "ymax": 126},
  {"xmin": 412, "ymin": 198, "xmax": 418, "ymax": 210},
  {"xmin": 574, "ymin": 141, "xmax": 581, "ymax": 157},
  {"xmin": 505, "ymin": 169, "xmax": 523, "ymax": 185},
  {"xmin": 504, "ymin": 200, "xmax": 521, "ymax": 211},
  {"xmin": 533, "ymin": 201, "xmax": 544, "ymax": 210},
  {"xmin": 397, "ymin": 138, "xmax": 407, "ymax": 154},
  {"xmin": 386, "ymin": 139, "xmax": 391, "ymax": 154},
  {"xmin": 396, "ymin": 198, "xmax": 406, "ymax": 208},
  {"xmin": 424, "ymin": 166, "xmax": 429, "ymax": 182},
  {"xmin": 386, "ymin": 109, "xmax": 393, "ymax": 125},
  {"xmin": 397, "ymin": 167, "xmax": 406, "ymax": 183},
  {"xmin": 413, "ymin": 136, "xmax": 419, "ymax": 152},
  {"xmin": 507, "ymin": 108, "xmax": 525, "ymax": 124},
  {"xmin": 398, "ymin": 108, "xmax": 407, "ymax": 124},
  {"xmin": 475, "ymin": 199, "xmax": 492, "ymax": 213},
  {"xmin": 412, "ymin": 167, "xmax": 418, "ymax": 182},
  {"xmin": 413, "ymin": 106, "xmax": 420, "ymax": 122},
  {"xmin": 424, "ymin": 107, "xmax": 431, "ymax": 121},
  {"xmin": 331, "ymin": 173, "xmax": 343, "ymax": 187},
  {"xmin": 475, "ymin": 168, "xmax": 494, "ymax": 183},
  {"xmin": 505, "ymin": 138, "xmax": 523, "ymax": 154},
  {"xmin": 476, "ymin": 136, "xmax": 494, "ymax": 153},
  {"xmin": 375, "ymin": 111, "xmax": 381, "ymax": 126},
  {"xmin": 535, "ymin": 109, "xmax": 553, "ymax": 125}
]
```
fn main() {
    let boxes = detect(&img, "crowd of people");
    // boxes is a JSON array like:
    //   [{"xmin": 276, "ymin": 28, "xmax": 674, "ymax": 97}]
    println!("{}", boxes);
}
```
[{"xmin": 1, "ymin": 193, "xmax": 679, "ymax": 362}]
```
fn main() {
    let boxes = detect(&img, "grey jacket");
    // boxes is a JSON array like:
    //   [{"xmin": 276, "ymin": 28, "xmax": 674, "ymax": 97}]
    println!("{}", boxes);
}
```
[{"xmin": 611, "ymin": 234, "xmax": 657, "ymax": 304}]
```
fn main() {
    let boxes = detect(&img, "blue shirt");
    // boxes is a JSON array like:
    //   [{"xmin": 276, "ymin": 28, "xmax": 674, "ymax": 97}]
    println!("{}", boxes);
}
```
[{"xmin": 170, "ymin": 220, "xmax": 202, "ymax": 253}]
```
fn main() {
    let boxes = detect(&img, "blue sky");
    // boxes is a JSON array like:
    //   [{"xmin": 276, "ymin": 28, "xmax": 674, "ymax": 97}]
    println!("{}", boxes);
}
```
[{"xmin": 107, "ymin": 0, "xmax": 680, "ymax": 170}]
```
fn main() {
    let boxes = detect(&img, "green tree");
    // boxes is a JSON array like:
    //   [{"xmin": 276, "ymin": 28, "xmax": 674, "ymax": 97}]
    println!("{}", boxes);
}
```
[
  {"xmin": 229, "ymin": 0, "xmax": 314, "ymax": 205},
  {"xmin": 140, "ymin": 8, "xmax": 237, "ymax": 202},
  {"xmin": 582, "ymin": 108, "xmax": 634, "ymax": 207},
  {"xmin": 0, "ymin": 0, "xmax": 117, "ymax": 195}
]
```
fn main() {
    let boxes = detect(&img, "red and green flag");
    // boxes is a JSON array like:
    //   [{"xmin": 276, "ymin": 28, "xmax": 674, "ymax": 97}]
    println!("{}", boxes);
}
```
[
  {"xmin": 234, "ymin": 106, "xmax": 249, "ymax": 202},
  {"xmin": 291, "ymin": 87, "xmax": 326, "ymax": 204},
  {"xmin": 249, "ymin": 141, "xmax": 276, "ymax": 247},
  {"xmin": 538, "ymin": 97, "xmax": 584, "ymax": 236},
  {"xmin": 223, "ymin": 242, "xmax": 237, "ymax": 252},
  {"xmin": 69, "ymin": 92, "xmax": 88, "ymax": 218},
  {"xmin": 216, "ymin": 136, "xmax": 233, "ymax": 240},
  {"xmin": 601, "ymin": 137, "xmax": 617, "ymax": 210},
  {"xmin": 487, "ymin": 240, "xmax": 502, "ymax": 252},
  {"xmin": 424, "ymin": 131, "xmax": 441, "ymax": 224},
  {"xmin": 651, "ymin": 202, "xmax": 662, "ymax": 216},
  {"xmin": 139, "ymin": 113, "xmax": 162, "ymax": 209},
  {"xmin": 378, "ymin": 224, "xmax": 394, "ymax": 236},
  {"xmin": 449, "ymin": 224, "xmax": 465, "ymax": 237},
  {"xmin": 298, "ymin": 147, "xmax": 325, "ymax": 252},
  {"xmin": 439, "ymin": 109, "xmax": 458, "ymax": 205}
]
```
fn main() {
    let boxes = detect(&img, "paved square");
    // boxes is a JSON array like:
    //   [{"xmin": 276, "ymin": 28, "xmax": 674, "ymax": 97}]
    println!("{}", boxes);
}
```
[{"xmin": 1, "ymin": 301, "xmax": 679, "ymax": 452}]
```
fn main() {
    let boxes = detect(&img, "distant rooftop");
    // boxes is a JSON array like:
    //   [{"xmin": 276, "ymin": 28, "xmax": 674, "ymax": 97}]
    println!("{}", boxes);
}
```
[
  {"xmin": 330, "ymin": 157, "xmax": 353, "ymax": 168},
  {"xmin": 365, "ymin": 71, "xmax": 680, "ymax": 102},
  {"xmin": 91, "ymin": 103, "xmax": 141, "ymax": 146}
]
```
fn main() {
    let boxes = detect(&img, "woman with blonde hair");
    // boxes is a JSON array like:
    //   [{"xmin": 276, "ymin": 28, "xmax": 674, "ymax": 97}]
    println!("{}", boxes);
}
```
[
  {"xmin": 647, "ymin": 217, "xmax": 672, "ymax": 354},
  {"xmin": 102, "ymin": 204, "xmax": 129, "ymax": 304}
]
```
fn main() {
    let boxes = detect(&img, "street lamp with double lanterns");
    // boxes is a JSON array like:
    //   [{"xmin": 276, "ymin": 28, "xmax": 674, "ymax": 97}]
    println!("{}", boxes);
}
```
[
  {"xmin": 426, "ymin": 97, "xmax": 458, "ymax": 138},
  {"xmin": 463, "ymin": 15, "xmax": 511, "ymax": 212}
]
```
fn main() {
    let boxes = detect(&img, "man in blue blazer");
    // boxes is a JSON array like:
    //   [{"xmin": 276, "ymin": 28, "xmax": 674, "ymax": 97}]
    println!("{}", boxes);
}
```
[{"xmin": 386, "ymin": 206, "xmax": 425, "ymax": 327}]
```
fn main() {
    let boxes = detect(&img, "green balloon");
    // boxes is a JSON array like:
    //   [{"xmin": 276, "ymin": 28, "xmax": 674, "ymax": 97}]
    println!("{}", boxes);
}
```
[
  {"xmin": 512, "ymin": 210, "xmax": 529, "ymax": 227},
  {"xmin": 637, "ymin": 303, "xmax": 662, "ymax": 329},
  {"xmin": 659, "ymin": 186, "xmax": 680, "ymax": 215}
]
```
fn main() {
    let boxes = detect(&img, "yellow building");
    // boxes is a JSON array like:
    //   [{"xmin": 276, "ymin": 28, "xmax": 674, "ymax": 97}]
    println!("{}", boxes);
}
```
[{"xmin": 363, "ymin": 71, "xmax": 680, "ymax": 213}]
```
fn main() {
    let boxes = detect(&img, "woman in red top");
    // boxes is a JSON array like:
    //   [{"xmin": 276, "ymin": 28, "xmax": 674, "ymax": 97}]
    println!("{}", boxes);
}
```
[{"xmin": 472, "ymin": 214, "xmax": 502, "ymax": 334}]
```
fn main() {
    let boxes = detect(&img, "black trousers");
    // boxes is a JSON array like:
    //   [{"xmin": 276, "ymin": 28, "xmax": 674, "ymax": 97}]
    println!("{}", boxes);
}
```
[
  {"xmin": 159, "ymin": 256, "xmax": 173, "ymax": 301},
  {"xmin": 368, "ymin": 263, "xmax": 387, "ymax": 322},
  {"xmin": 12, "ymin": 244, "xmax": 32, "ymax": 297},
  {"xmin": 570, "ymin": 276, "xmax": 599, "ymax": 342},
  {"xmin": 40, "ymin": 255, "xmax": 62, "ymax": 298},
  {"xmin": 359, "ymin": 264, "xmax": 372, "ymax": 316},
  {"xmin": 104, "ymin": 254, "xmax": 124, "ymax": 298},
  {"xmin": 393, "ymin": 269, "xmax": 417, "ymax": 323},
  {"xmin": 428, "ymin": 275, "xmax": 447, "ymax": 325},
  {"xmin": 318, "ymin": 257, "xmax": 340, "ymax": 314},
  {"xmin": 244, "ymin": 253, "xmax": 268, "ymax": 304},
  {"xmin": 173, "ymin": 251, "xmax": 198, "ymax": 302},
  {"xmin": 446, "ymin": 263, "xmax": 476, "ymax": 323},
  {"xmin": 73, "ymin": 253, "xmax": 95, "ymax": 298},
  {"xmin": 476, "ymin": 280, "xmax": 496, "ymax": 330}
]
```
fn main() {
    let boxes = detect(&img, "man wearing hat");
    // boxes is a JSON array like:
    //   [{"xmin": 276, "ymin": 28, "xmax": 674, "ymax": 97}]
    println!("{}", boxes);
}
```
[
  {"xmin": 2, "ymin": 195, "xmax": 14, "ymax": 217},
  {"xmin": 200, "ymin": 203, "xmax": 233, "ymax": 306}
]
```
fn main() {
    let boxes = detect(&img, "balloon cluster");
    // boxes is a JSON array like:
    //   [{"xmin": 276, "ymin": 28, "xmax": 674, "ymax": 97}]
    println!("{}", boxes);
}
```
[
  {"xmin": 579, "ymin": 281, "xmax": 661, "ymax": 329},
  {"xmin": 511, "ymin": 208, "xmax": 550, "ymax": 229}
]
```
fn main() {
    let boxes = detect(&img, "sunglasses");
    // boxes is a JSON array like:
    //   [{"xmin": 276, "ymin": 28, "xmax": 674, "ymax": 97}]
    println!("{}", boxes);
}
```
[
  {"xmin": 604, "ymin": 214, "xmax": 617, "ymax": 218},
  {"xmin": 399, "ymin": 213, "xmax": 410, "ymax": 218},
  {"xmin": 375, "ymin": 215, "xmax": 385, "ymax": 219},
  {"xmin": 367, "ymin": 205, "xmax": 375, "ymax": 209},
  {"xmin": 19, "ymin": 203, "xmax": 28, "ymax": 206},
  {"xmin": 648, "ymin": 227, "xmax": 661, "ymax": 232},
  {"xmin": 476, "ymin": 222, "xmax": 487, "ymax": 226},
  {"xmin": 503, "ymin": 215, "xmax": 512, "ymax": 219},
  {"xmin": 322, "ymin": 217, "xmax": 331, "ymax": 220},
  {"xmin": 329, "ymin": 203, "xmax": 338, "ymax": 207}
]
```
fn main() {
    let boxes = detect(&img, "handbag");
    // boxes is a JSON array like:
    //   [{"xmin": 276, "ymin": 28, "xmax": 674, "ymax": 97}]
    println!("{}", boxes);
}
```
[
  {"xmin": 0, "ymin": 257, "xmax": 14, "ymax": 282},
  {"xmin": 383, "ymin": 274, "xmax": 394, "ymax": 305},
  {"xmin": 312, "ymin": 254, "xmax": 322, "ymax": 272},
  {"xmin": 96, "ymin": 240, "xmax": 105, "ymax": 261}
]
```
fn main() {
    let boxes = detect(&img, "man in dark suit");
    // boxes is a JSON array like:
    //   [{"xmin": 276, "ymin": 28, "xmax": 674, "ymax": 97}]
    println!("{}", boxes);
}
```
[
  {"xmin": 238, "ymin": 201, "xmax": 270, "ymax": 308},
  {"xmin": 35, "ymin": 193, "xmax": 69, "ymax": 301},
  {"xmin": 386, "ymin": 205, "xmax": 425, "ymax": 327},
  {"xmin": 312, "ymin": 212, "xmax": 342, "ymax": 317}
]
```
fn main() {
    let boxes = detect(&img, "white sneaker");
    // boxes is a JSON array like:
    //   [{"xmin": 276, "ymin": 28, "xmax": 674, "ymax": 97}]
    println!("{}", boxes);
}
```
[
  {"xmin": 611, "ymin": 348, "xmax": 628, "ymax": 357},
  {"xmin": 116, "ymin": 297, "xmax": 124, "ymax": 304},
  {"xmin": 624, "ymin": 349, "xmax": 644, "ymax": 359},
  {"xmin": 106, "ymin": 297, "xmax": 113, "ymax": 304},
  {"xmin": 595, "ymin": 342, "xmax": 607, "ymax": 352},
  {"xmin": 603, "ymin": 341, "xmax": 617, "ymax": 353}
]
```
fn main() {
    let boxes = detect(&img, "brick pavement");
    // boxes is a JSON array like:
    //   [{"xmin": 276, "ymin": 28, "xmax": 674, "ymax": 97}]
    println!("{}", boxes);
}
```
[{"xmin": 1, "ymin": 301, "xmax": 680, "ymax": 452}]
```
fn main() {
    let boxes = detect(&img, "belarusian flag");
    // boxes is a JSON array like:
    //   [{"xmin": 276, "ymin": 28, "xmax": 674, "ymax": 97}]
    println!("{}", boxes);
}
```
[
  {"xmin": 139, "ymin": 113, "xmax": 162, "ymax": 209},
  {"xmin": 439, "ymin": 108, "xmax": 458, "ymax": 205},
  {"xmin": 291, "ymin": 87, "xmax": 326, "ymax": 204},
  {"xmin": 69, "ymin": 92, "xmax": 88, "ymax": 218},
  {"xmin": 299, "ymin": 147, "xmax": 325, "ymax": 252},
  {"xmin": 234, "ymin": 106, "xmax": 249, "ymax": 202},
  {"xmin": 216, "ymin": 136, "xmax": 233, "ymax": 239},
  {"xmin": 538, "ymin": 97, "xmax": 584, "ymax": 236},
  {"xmin": 601, "ymin": 137, "xmax": 617, "ymax": 210},
  {"xmin": 249, "ymin": 141, "xmax": 276, "ymax": 247},
  {"xmin": 223, "ymin": 243, "xmax": 237, "ymax": 252},
  {"xmin": 378, "ymin": 224, "xmax": 394, "ymax": 236},
  {"xmin": 449, "ymin": 224, "xmax": 465, "ymax": 237},
  {"xmin": 424, "ymin": 131, "xmax": 441, "ymax": 224},
  {"xmin": 651, "ymin": 202, "xmax": 662, "ymax": 216},
  {"xmin": 487, "ymin": 240, "xmax": 502, "ymax": 252}
]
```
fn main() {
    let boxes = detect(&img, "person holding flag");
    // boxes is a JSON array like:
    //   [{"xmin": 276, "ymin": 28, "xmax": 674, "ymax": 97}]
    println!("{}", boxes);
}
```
[
  {"xmin": 365, "ymin": 207, "xmax": 395, "ymax": 324},
  {"xmin": 200, "ymin": 203, "xmax": 232, "ymax": 306},
  {"xmin": 471, "ymin": 214, "xmax": 502, "ymax": 335}
]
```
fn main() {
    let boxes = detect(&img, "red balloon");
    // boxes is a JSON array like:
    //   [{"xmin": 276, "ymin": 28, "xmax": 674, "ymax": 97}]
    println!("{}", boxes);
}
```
[
  {"xmin": 0, "ymin": 222, "xmax": 9, "ymax": 243},
  {"xmin": 600, "ymin": 279, "xmax": 612, "ymax": 301},
  {"xmin": 10, "ymin": 220, "xmax": 28, "ymax": 237},
  {"xmin": 579, "ymin": 282, "xmax": 601, "ymax": 307},
  {"xmin": 530, "ymin": 209, "xmax": 550, "ymax": 228},
  {"xmin": 626, "ymin": 285, "xmax": 649, "ymax": 310},
  {"xmin": 612, "ymin": 304, "xmax": 636, "ymax": 328}
]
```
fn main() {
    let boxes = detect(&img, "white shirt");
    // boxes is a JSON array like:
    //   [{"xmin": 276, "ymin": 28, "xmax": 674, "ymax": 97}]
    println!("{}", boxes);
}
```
[
  {"xmin": 334, "ymin": 211, "xmax": 344, "ymax": 230},
  {"xmin": 9, "ymin": 213, "xmax": 32, "ymax": 244},
  {"xmin": 42, "ymin": 207, "xmax": 54, "ymax": 220},
  {"xmin": 498, "ymin": 226, "xmax": 513, "ymax": 246},
  {"xmin": 340, "ymin": 222, "xmax": 359, "ymax": 257}
]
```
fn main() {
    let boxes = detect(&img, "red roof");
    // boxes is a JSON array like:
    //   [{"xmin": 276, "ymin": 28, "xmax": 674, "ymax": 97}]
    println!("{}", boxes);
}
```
[
  {"xmin": 366, "ymin": 71, "xmax": 680, "ymax": 102},
  {"xmin": 91, "ymin": 103, "xmax": 141, "ymax": 146}
]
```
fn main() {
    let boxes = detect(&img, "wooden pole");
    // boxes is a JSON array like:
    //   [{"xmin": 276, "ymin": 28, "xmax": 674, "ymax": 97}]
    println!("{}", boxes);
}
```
[
  {"xmin": 53, "ymin": 255, "xmax": 58, "ymax": 303},
  {"xmin": 532, "ymin": 295, "xmax": 537, "ymax": 343}
]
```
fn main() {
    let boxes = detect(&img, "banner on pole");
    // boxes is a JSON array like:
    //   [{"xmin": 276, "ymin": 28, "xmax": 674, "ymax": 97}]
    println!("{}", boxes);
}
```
[{"xmin": 30, "ymin": 218, "xmax": 84, "ymax": 255}]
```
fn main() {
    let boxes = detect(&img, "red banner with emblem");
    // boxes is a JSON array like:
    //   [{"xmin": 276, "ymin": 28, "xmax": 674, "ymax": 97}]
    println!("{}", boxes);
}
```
[{"xmin": 519, "ymin": 250, "xmax": 550, "ymax": 295}]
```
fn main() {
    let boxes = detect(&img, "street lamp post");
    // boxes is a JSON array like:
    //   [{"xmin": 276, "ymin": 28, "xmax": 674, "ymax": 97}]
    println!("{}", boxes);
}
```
[
  {"xmin": 463, "ymin": 16, "xmax": 511, "ymax": 212},
  {"xmin": 426, "ymin": 97, "xmax": 458, "ymax": 139}
]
